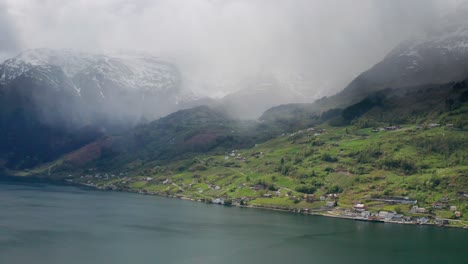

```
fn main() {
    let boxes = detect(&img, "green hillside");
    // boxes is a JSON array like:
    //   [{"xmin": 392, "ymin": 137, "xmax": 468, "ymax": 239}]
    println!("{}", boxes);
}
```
[{"xmin": 8, "ymin": 80, "xmax": 468, "ymax": 226}]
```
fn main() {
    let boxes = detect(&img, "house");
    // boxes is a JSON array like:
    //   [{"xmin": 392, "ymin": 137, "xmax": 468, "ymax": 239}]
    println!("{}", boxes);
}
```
[
  {"xmin": 432, "ymin": 203, "xmax": 445, "ymax": 210},
  {"xmin": 435, "ymin": 219, "xmax": 449, "ymax": 225},
  {"xmin": 450, "ymin": 206, "xmax": 457, "ymax": 211},
  {"xmin": 371, "ymin": 196, "xmax": 417, "ymax": 205},
  {"xmin": 251, "ymin": 184, "xmax": 266, "ymax": 190},
  {"xmin": 455, "ymin": 211, "xmax": 462, "ymax": 218},
  {"xmin": 417, "ymin": 217, "xmax": 429, "ymax": 224},
  {"xmin": 384, "ymin": 212, "xmax": 395, "ymax": 221},
  {"xmin": 212, "ymin": 198, "xmax": 224, "ymax": 205},
  {"xmin": 410, "ymin": 206, "xmax": 427, "ymax": 214},
  {"xmin": 380, "ymin": 126, "xmax": 400, "ymax": 131},
  {"xmin": 378, "ymin": 211, "xmax": 389, "ymax": 219},
  {"xmin": 361, "ymin": 211, "xmax": 371, "ymax": 218},
  {"xmin": 263, "ymin": 193, "xmax": 272, "ymax": 198},
  {"xmin": 354, "ymin": 203, "xmax": 366, "ymax": 212},
  {"xmin": 319, "ymin": 196, "xmax": 326, "ymax": 201},
  {"xmin": 378, "ymin": 211, "xmax": 396, "ymax": 221},
  {"xmin": 416, "ymin": 207, "xmax": 427, "ymax": 213},
  {"xmin": 305, "ymin": 195, "xmax": 316, "ymax": 203},
  {"xmin": 326, "ymin": 201, "xmax": 336, "ymax": 207},
  {"xmin": 392, "ymin": 214, "xmax": 404, "ymax": 222},
  {"xmin": 162, "ymin": 179, "xmax": 172, "ymax": 185},
  {"xmin": 214, "ymin": 186, "xmax": 221, "ymax": 190}
]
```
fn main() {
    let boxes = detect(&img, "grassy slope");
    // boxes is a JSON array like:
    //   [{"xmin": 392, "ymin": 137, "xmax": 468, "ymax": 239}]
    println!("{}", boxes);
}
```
[
  {"xmin": 12, "ymin": 83, "xmax": 468, "ymax": 225},
  {"xmin": 72, "ymin": 123, "xmax": 467, "ymax": 222}
]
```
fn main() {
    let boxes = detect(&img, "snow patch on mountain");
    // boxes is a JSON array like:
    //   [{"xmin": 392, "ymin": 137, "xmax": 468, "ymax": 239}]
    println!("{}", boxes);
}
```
[{"xmin": 0, "ymin": 49, "xmax": 181, "ymax": 95}]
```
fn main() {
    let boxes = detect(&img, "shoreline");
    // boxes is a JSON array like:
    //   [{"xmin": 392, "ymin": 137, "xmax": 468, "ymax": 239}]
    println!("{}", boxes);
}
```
[
  {"xmin": 71, "ymin": 180, "xmax": 468, "ymax": 230},
  {"xmin": 1, "ymin": 176, "xmax": 466, "ymax": 229}
]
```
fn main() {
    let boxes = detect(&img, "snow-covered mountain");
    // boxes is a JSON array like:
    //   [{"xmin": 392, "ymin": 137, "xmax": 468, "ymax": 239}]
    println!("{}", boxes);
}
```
[
  {"xmin": 341, "ymin": 22, "xmax": 468, "ymax": 98},
  {"xmin": 0, "ymin": 49, "xmax": 202, "ymax": 126}
]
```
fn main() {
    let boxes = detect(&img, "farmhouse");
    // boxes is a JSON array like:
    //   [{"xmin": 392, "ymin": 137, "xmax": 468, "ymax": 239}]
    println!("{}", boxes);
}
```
[{"xmin": 354, "ymin": 203, "xmax": 366, "ymax": 212}]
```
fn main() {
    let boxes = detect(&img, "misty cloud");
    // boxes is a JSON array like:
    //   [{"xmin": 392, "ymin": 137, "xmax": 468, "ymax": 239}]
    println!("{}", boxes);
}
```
[
  {"xmin": 0, "ymin": 2, "xmax": 20, "ymax": 61},
  {"xmin": 1, "ymin": 0, "xmax": 467, "ymax": 98}
]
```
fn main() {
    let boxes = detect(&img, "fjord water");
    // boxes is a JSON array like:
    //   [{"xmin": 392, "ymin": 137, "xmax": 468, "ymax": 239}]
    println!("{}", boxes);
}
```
[{"xmin": 0, "ymin": 182, "xmax": 466, "ymax": 264}]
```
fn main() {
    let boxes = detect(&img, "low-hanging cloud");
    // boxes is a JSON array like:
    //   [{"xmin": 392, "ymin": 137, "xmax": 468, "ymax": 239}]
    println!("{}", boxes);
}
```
[
  {"xmin": 1, "ymin": 0, "xmax": 467, "ymax": 98},
  {"xmin": 0, "ymin": 2, "xmax": 20, "ymax": 61}
]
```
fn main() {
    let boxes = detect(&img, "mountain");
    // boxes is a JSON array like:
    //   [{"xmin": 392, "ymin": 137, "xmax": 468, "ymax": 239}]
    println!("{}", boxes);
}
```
[
  {"xmin": 264, "ymin": 21, "xmax": 468, "ymax": 122},
  {"xmin": 0, "ymin": 49, "xmax": 204, "ymax": 169},
  {"xmin": 50, "ymin": 105, "xmax": 273, "ymax": 172},
  {"xmin": 219, "ymin": 73, "xmax": 313, "ymax": 119},
  {"xmin": 13, "ymin": 78, "xmax": 468, "ymax": 226},
  {"xmin": 0, "ymin": 49, "xmax": 202, "ymax": 124},
  {"xmin": 340, "ymin": 23, "xmax": 468, "ymax": 101}
]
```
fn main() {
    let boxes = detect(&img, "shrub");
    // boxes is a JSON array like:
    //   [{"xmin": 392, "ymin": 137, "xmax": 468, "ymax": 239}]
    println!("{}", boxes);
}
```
[
  {"xmin": 296, "ymin": 186, "xmax": 317, "ymax": 194},
  {"xmin": 322, "ymin": 153, "xmax": 338, "ymax": 162}
]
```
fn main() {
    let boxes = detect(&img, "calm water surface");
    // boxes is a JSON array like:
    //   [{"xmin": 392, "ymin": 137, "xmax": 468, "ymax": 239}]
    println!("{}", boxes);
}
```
[{"xmin": 0, "ymin": 182, "xmax": 466, "ymax": 264}]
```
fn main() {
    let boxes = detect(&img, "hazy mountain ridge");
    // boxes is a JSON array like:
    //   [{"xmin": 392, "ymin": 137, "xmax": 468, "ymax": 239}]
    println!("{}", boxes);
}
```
[
  {"xmin": 341, "ymin": 23, "xmax": 468, "ymax": 99},
  {"xmin": 0, "ymin": 49, "xmax": 202, "ymax": 123},
  {"xmin": 0, "ymin": 49, "xmax": 201, "ymax": 169},
  {"xmin": 2, "ymin": 19, "xmax": 468, "ymax": 170}
]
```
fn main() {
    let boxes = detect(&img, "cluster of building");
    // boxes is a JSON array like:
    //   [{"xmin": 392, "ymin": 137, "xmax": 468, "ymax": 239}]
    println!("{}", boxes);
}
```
[
  {"xmin": 372, "ymin": 126, "xmax": 401, "ymax": 132},
  {"xmin": 416, "ymin": 123, "xmax": 455, "ymax": 129},
  {"xmin": 288, "ymin": 127, "xmax": 327, "ymax": 137},
  {"xmin": 224, "ymin": 150, "xmax": 248, "ymax": 162}
]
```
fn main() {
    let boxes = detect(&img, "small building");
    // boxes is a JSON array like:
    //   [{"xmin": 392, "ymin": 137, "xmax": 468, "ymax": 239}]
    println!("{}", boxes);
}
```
[
  {"xmin": 378, "ymin": 211, "xmax": 389, "ymax": 219},
  {"xmin": 326, "ymin": 201, "xmax": 336, "ymax": 207},
  {"xmin": 361, "ymin": 211, "xmax": 371, "ymax": 218},
  {"xmin": 354, "ymin": 203, "xmax": 366, "ymax": 212},
  {"xmin": 263, "ymin": 193, "xmax": 272, "ymax": 198},
  {"xmin": 417, "ymin": 208, "xmax": 427, "ymax": 213},
  {"xmin": 455, "ymin": 211, "xmax": 462, "ymax": 218},
  {"xmin": 392, "ymin": 214, "xmax": 404, "ymax": 222},
  {"xmin": 417, "ymin": 217, "xmax": 429, "ymax": 224},
  {"xmin": 162, "ymin": 179, "xmax": 172, "ymax": 185},
  {"xmin": 432, "ymin": 203, "xmax": 445, "ymax": 210},
  {"xmin": 305, "ymin": 195, "xmax": 316, "ymax": 203},
  {"xmin": 450, "ymin": 206, "xmax": 457, "ymax": 211},
  {"xmin": 435, "ymin": 218, "xmax": 449, "ymax": 225},
  {"xmin": 212, "ymin": 198, "xmax": 224, "ymax": 205},
  {"xmin": 320, "ymin": 196, "xmax": 326, "ymax": 201},
  {"xmin": 214, "ymin": 186, "xmax": 221, "ymax": 190},
  {"xmin": 251, "ymin": 184, "xmax": 266, "ymax": 190},
  {"xmin": 410, "ymin": 206, "xmax": 427, "ymax": 214}
]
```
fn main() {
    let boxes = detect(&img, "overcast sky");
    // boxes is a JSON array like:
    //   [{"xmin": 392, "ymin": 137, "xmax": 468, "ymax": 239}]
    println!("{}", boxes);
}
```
[{"xmin": 1, "ymin": 0, "xmax": 467, "ymax": 97}]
